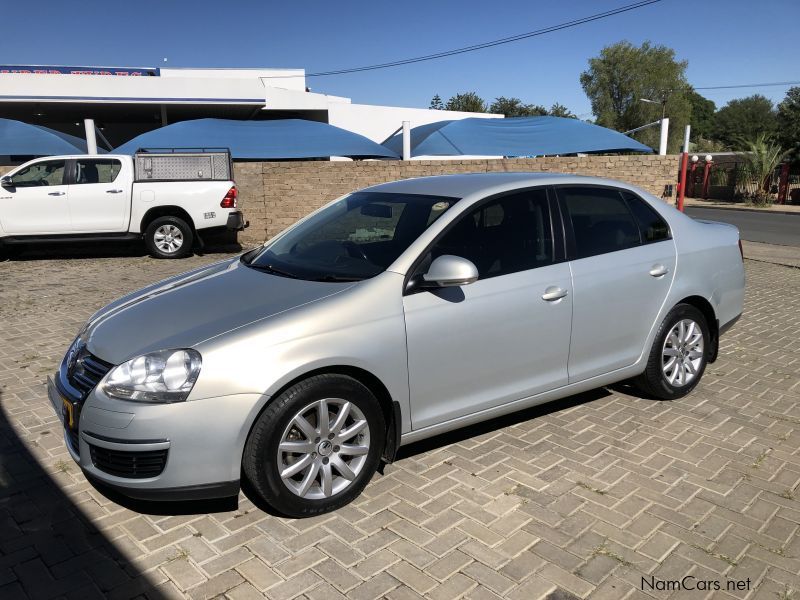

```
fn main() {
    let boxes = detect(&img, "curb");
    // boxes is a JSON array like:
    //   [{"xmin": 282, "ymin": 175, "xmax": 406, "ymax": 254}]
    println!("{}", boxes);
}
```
[{"xmin": 682, "ymin": 203, "xmax": 800, "ymax": 216}]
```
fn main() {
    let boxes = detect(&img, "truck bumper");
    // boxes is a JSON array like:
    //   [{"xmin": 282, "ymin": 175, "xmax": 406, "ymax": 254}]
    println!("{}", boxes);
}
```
[{"xmin": 226, "ymin": 211, "xmax": 248, "ymax": 231}]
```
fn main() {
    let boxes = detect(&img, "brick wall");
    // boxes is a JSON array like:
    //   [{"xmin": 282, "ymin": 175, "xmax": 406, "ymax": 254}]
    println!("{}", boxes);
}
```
[{"xmin": 233, "ymin": 155, "xmax": 681, "ymax": 244}]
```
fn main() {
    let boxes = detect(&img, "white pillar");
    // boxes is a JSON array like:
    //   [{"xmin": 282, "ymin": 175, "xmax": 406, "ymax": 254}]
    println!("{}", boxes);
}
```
[
  {"xmin": 658, "ymin": 118, "xmax": 669, "ymax": 155},
  {"xmin": 683, "ymin": 124, "xmax": 691, "ymax": 153},
  {"xmin": 84, "ymin": 119, "xmax": 98, "ymax": 155},
  {"xmin": 402, "ymin": 121, "xmax": 411, "ymax": 160}
]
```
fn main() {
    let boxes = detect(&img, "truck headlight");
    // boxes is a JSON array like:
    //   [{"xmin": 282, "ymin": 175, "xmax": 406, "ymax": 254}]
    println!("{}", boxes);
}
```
[{"xmin": 102, "ymin": 349, "xmax": 201, "ymax": 403}]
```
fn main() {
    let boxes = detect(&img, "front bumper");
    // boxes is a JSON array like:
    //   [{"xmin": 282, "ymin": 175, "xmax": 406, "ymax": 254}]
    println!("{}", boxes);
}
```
[
  {"xmin": 48, "ymin": 373, "xmax": 266, "ymax": 500},
  {"xmin": 226, "ymin": 211, "xmax": 249, "ymax": 231}
]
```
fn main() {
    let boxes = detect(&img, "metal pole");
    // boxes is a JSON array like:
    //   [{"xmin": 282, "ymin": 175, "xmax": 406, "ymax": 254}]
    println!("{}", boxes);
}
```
[
  {"xmin": 658, "ymin": 118, "xmax": 669, "ymax": 156},
  {"xmin": 84, "ymin": 119, "xmax": 98, "ymax": 155},
  {"xmin": 402, "ymin": 121, "xmax": 411, "ymax": 161},
  {"xmin": 677, "ymin": 124, "xmax": 690, "ymax": 212}
]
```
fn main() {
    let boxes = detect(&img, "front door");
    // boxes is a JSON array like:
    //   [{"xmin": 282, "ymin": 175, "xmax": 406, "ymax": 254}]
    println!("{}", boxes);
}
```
[
  {"xmin": 556, "ymin": 185, "xmax": 677, "ymax": 382},
  {"xmin": 0, "ymin": 159, "xmax": 70, "ymax": 234},
  {"xmin": 403, "ymin": 188, "xmax": 573, "ymax": 430},
  {"xmin": 67, "ymin": 158, "xmax": 128, "ymax": 232}
]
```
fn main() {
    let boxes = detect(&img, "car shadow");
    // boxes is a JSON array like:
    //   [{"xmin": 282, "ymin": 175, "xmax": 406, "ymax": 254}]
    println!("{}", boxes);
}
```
[
  {"xmin": 2, "ymin": 233, "xmax": 242, "ymax": 262},
  {"xmin": 396, "ymin": 387, "xmax": 612, "ymax": 460},
  {"xmin": 0, "ymin": 391, "xmax": 169, "ymax": 599}
]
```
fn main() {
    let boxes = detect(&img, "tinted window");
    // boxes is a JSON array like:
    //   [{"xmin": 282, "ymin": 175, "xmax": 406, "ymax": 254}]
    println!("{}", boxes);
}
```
[
  {"xmin": 622, "ymin": 191, "xmax": 671, "ymax": 243},
  {"xmin": 75, "ymin": 159, "xmax": 121, "ymax": 184},
  {"xmin": 429, "ymin": 188, "xmax": 553, "ymax": 279},
  {"xmin": 560, "ymin": 187, "xmax": 640, "ymax": 259},
  {"xmin": 11, "ymin": 160, "xmax": 66, "ymax": 187}
]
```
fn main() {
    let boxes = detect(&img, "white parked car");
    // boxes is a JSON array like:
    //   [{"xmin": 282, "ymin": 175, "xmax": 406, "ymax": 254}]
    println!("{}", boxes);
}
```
[{"xmin": 0, "ymin": 150, "xmax": 246, "ymax": 258}]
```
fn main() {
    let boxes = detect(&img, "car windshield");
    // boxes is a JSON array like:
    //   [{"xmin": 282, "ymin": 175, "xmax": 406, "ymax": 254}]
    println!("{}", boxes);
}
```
[{"xmin": 244, "ymin": 191, "xmax": 459, "ymax": 281}]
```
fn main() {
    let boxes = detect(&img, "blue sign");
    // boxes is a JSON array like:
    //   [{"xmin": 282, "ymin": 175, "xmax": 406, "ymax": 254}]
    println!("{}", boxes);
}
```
[{"xmin": 0, "ymin": 65, "xmax": 159, "ymax": 76}]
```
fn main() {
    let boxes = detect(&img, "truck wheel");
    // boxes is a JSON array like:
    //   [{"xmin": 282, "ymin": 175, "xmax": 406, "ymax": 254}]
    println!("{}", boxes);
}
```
[
  {"xmin": 242, "ymin": 374, "xmax": 385, "ymax": 517},
  {"xmin": 145, "ymin": 216, "xmax": 193, "ymax": 259}
]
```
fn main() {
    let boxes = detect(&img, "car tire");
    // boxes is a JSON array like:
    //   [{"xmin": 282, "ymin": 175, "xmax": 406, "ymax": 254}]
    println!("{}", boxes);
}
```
[
  {"xmin": 242, "ymin": 374, "xmax": 385, "ymax": 517},
  {"xmin": 144, "ymin": 216, "xmax": 193, "ymax": 259},
  {"xmin": 633, "ymin": 303, "xmax": 711, "ymax": 400}
]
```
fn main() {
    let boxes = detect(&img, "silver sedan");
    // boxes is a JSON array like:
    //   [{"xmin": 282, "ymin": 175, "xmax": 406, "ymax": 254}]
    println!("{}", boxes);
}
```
[{"xmin": 49, "ymin": 173, "xmax": 745, "ymax": 516}]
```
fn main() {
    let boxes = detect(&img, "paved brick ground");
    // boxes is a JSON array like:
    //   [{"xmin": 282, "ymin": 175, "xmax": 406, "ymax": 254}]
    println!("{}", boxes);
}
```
[{"xmin": 1, "ymin": 251, "xmax": 799, "ymax": 600}]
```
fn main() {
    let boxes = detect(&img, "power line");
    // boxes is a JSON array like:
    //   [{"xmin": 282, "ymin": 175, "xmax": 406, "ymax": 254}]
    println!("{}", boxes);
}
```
[
  {"xmin": 692, "ymin": 80, "xmax": 800, "ymax": 91},
  {"xmin": 300, "ymin": 0, "xmax": 663, "ymax": 78}
]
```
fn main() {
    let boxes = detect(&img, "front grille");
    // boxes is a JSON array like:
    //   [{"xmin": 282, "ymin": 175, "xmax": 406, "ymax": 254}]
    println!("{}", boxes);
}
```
[
  {"xmin": 68, "ymin": 350, "xmax": 113, "ymax": 398},
  {"xmin": 89, "ymin": 444, "xmax": 168, "ymax": 479}
]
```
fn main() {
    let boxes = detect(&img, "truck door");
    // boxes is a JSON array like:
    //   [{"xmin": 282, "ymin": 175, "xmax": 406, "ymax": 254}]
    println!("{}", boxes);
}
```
[
  {"xmin": 0, "ymin": 159, "xmax": 71, "ymax": 234},
  {"xmin": 67, "ymin": 158, "xmax": 129, "ymax": 232}
]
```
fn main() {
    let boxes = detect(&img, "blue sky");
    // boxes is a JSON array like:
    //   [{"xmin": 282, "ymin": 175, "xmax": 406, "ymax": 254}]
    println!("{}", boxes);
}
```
[{"xmin": 1, "ymin": 0, "xmax": 797, "ymax": 117}]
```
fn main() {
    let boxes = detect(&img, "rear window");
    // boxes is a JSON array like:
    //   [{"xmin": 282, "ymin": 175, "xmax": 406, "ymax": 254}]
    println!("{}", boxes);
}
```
[
  {"xmin": 622, "ymin": 191, "xmax": 671, "ymax": 243},
  {"xmin": 559, "ymin": 186, "xmax": 641, "ymax": 259}
]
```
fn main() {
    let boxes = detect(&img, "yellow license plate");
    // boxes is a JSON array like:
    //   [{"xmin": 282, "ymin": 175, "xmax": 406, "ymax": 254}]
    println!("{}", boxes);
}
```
[{"xmin": 62, "ymin": 397, "xmax": 75, "ymax": 429}]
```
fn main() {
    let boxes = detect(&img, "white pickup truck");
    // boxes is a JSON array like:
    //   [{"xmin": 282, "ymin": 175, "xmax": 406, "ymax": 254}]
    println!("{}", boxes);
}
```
[{"xmin": 0, "ymin": 149, "xmax": 247, "ymax": 258}]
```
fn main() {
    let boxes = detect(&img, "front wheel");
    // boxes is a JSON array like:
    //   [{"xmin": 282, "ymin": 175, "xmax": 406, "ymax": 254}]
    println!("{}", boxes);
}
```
[
  {"xmin": 242, "ymin": 374, "xmax": 385, "ymax": 517},
  {"xmin": 633, "ymin": 303, "xmax": 710, "ymax": 400},
  {"xmin": 144, "ymin": 216, "xmax": 193, "ymax": 259}
]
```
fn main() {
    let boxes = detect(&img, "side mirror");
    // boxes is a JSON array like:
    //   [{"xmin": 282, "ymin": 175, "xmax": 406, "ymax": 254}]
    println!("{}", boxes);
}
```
[
  {"xmin": 0, "ymin": 176, "xmax": 13, "ymax": 187},
  {"xmin": 422, "ymin": 255, "xmax": 479, "ymax": 288}
]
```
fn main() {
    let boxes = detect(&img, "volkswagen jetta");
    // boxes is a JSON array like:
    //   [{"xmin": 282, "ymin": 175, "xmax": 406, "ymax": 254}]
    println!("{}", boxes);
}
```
[{"xmin": 49, "ymin": 173, "xmax": 745, "ymax": 516}]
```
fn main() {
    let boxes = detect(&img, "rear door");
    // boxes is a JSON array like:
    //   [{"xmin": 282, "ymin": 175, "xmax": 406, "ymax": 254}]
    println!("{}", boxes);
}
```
[
  {"xmin": 0, "ymin": 159, "xmax": 70, "ymax": 234},
  {"xmin": 67, "ymin": 157, "xmax": 129, "ymax": 232},
  {"xmin": 556, "ymin": 185, "xmax": 676, "ymax": 382}
]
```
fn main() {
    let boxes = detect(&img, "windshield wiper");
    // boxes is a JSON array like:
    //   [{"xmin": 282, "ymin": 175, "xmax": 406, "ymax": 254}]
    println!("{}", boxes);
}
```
[
  {"xmin": 245, "ymin": 263, "xmax": 300, "ymax": 279},
  {"xmin": 312, "ymin": 275, "xmax": 364, "ymax": 282}
]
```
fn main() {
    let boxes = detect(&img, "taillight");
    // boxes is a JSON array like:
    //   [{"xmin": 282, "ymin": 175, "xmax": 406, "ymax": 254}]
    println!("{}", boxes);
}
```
[
  {"xmin": 221, "ymin": 186, "xmax": 237, "ymax": 208},
  {"xmin": 738, "ymin": 238, "xmax": 744, "ymax": 261}
]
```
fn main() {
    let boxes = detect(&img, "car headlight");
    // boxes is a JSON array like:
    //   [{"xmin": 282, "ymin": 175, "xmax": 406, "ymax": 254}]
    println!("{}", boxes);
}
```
[{"xmin": 102, "ymin": 349, "xmax": 202, "ymax": 403}]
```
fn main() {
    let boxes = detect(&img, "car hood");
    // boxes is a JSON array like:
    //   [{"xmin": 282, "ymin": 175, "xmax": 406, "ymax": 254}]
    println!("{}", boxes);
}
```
[{"xmin": 85, "ymin": 258, "xmax": 356, "ymax": 364}]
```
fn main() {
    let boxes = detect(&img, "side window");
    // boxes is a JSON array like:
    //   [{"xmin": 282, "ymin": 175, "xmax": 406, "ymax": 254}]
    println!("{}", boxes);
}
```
[
  {"xmin": 559, "ymin": 186, "xmax": 641, "ymax": 259},
  {"xmin": 75, "ymin": 159, "xmax": 122, "ymax": 185},
  {"xmin": 621, "ymin": 191, "xmax": 671, "ymax": 243},
  {"xmin": 11, "ymin": 160, "xmax": 66, "ymax": 187},
  {"xmin": 429, "ymin": 188, "xmax": 553, "ymax": 280}
]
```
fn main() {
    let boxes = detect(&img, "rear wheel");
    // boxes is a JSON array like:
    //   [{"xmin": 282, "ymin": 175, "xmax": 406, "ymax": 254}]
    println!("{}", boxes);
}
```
[
  {"xmin": 144, "ymin": 216, "xmax": 193, "ymax": 259},
  {"xmin": 633, "ymin": 303, "xmax": 710, "ymax": 400},
  {"xmin": 243, "ymin": 374, "xmax": 385, "ymax": 517}
]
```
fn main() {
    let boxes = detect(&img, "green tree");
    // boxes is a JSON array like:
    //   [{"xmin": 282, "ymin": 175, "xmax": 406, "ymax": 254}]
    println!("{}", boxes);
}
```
[
  {"xmin": 548, "ymin": 103, "xmax": 576, "ymax": 118},
  {"xmin": 713, "ymin": 95, "xmax": 777, "ymax": 149},
  {"xmin": 489, "ymin": 97, "xmax": 546, "ymax": 117},
  {"xmin": 580, "ymin": 40, "xmax": 691, "ymax": 152},
  {"xmin": 445, "ymin": 92, "xmax": 487, "ymax": 113},
  {"xmin": 686, "ymin": 89, "xmax": 716, "ymax": 141},
  {"xmin": 429, "ymin": 94, "xmax": 444, "ymax": 110},
  {"xmin": 777, "ymin": 86, "xmax": 800, "ymax": 152}
]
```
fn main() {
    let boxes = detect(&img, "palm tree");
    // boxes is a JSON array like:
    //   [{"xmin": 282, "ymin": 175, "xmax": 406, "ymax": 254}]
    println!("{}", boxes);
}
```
[{"xmin": 736, "ymin": 134, "xmax": 789, "ymax": 203}]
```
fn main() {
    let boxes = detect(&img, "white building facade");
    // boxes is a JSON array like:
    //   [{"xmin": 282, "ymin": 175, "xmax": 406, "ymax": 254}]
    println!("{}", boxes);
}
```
[{"xmin": 0, "ymin": 65, "xmax": 499, "ymax": 157}]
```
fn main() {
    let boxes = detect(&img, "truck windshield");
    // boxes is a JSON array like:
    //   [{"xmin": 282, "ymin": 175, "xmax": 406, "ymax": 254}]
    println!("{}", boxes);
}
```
[{"xmin": 244, "ymin": 192, "xmax": 459, "ymax": 281}]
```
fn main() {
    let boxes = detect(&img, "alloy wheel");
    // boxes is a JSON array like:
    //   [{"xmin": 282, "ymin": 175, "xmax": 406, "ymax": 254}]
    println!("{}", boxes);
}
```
[
  {"xmin": 277, "ymin": 398, "xmax": 370, "ymax": 499},
  {"xmin": 153, "ymin": 224, "xmax": 184, "ymax": 254},
  {"xmin": 661, "ymin": 318, "xmax": 705, "ymax": 386}
]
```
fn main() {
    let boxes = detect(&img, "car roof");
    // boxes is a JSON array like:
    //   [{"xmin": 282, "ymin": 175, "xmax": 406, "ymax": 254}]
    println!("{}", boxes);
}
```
[{"xmin": 361, "ymin": 172, "xmax": 638, "ymax": 199}]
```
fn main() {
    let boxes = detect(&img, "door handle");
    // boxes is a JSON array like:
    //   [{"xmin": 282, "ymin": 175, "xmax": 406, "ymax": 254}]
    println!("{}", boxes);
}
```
[
  {"xmin": 649, "ymin": 264, "xmax": 669, "ymax": 277},
  {"xmin": 47, "ymin": 191, "xmax": 65, "ymax": 196},
  {"xmin": 106, "ymin": 189, "xmax": 123, "ymax": 194},
  {"xmin": 542, "ymin": 286, "xmax": 568, "ymax": 301}
]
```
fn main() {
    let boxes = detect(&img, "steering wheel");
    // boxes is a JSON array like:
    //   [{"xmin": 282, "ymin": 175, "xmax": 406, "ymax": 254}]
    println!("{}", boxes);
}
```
[{"xmin": 341, "ymin": 241, "xmax": 369, "ymax": 262}]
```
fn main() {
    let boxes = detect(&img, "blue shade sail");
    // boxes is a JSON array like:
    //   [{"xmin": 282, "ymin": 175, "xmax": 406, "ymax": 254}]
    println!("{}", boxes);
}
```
[
  {"xmin": 0, "ymin": 118, "xmax": 92, "ymax": 155},
  {"xmin": 383, "ymin": 116, "xmax": 653, "ymax": 157},
  {"xmin": 114, "ymin": 118, "xmax": 399, "ymax": 160}
]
